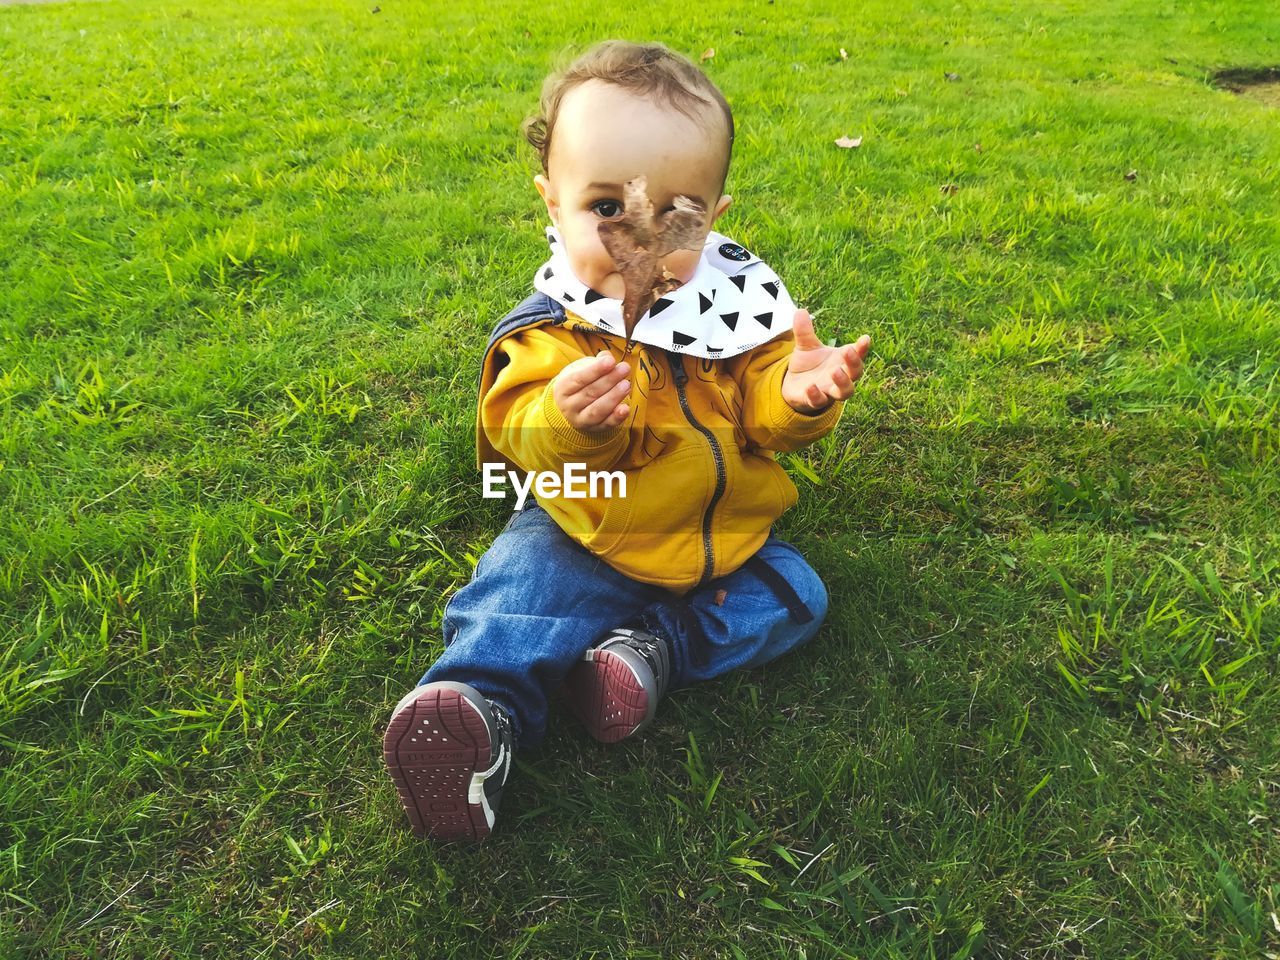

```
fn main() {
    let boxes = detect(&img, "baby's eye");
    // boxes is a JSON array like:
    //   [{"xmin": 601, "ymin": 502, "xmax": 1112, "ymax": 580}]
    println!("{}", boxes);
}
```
[{"xmin": 590, "ymin": 199, "xmax": 623, "ymax": 218}]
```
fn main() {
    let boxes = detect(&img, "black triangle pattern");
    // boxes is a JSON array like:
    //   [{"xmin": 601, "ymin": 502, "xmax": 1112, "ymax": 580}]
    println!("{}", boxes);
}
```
[{"xmin": 536, "ymin": 235, "xmax": 796, "ymax": 358}]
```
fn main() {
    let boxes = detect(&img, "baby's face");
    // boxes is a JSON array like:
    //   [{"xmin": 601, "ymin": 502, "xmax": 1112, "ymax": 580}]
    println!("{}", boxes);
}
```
[{"xmin": 534, "ymin": 80, "xmax": 733, "ymax": 301}]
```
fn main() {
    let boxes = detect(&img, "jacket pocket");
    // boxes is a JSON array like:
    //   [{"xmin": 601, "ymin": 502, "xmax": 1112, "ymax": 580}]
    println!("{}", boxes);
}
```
[
  {"xmin": 723, "ymin": 453, "xmax": 797, "ymax": 538},
  {"xmin": 586, "ymin": 446, "xmax": 710, "ymax": 586}
]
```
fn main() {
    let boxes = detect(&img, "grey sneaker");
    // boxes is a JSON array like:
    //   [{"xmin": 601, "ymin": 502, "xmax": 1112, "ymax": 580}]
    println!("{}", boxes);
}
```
[
  {"xmin": 562, "ymin": 626, "xmax": 672, "ymax": 743},
  {"xmin": 382, "ymin": 681, "xmax": 515, "ymax": 841}
]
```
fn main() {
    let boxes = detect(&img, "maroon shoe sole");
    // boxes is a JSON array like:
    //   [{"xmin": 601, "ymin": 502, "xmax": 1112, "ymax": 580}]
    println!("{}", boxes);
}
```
[
  {"xmin": 562, "ymin": 647, "xmax": 653, "ymax": 744},
  {"xmin": 382, "ymin": 682, "xmax": 500, "ymax": 841}
]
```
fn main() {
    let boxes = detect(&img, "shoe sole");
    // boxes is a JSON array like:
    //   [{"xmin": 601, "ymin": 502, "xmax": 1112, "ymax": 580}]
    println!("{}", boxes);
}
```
[
  {"xmin": 382, "ymin": 681, "xmax": 499, "ymax": 841},
  {"xmin": 562, "ymin": 646, "xmax": 655, "ymax": 743}
]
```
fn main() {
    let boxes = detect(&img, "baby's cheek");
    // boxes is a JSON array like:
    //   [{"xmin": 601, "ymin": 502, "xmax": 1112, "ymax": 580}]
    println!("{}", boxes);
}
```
[
  {"xmin": 575, "ymin": 227, "xmax": 610, "ymax": 263},
  {"xmin": 662, "ymin": 248, "xmax": 702, "ymax": 284},
  {"xmin": 569, "ymin": 245, "xmax": 624, "ymax": 297}
]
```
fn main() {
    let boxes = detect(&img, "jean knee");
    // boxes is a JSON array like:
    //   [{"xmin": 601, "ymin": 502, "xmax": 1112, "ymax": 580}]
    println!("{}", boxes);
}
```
[
  {"xmin": 800, "ymin": 567, "xmax": 829, "ymax": 627},
  {"xmin": 765, "ymin": 548, "xmax": 829, "ymax": 632}
]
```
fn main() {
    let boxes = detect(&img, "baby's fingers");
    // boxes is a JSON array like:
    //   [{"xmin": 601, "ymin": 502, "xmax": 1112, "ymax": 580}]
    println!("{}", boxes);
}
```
[
  {"xmin": 557, "ymin": 351, "xmax": 616, "ymax": 394},
  {"xmin": 841, "ymin": 342, "xmax": 868, "ymax": 379},
  {"xmin": 599, "ymin": 401, "xmax": 630, "ymax": 430},
  {"xmin": 804, "ymin": 381, "xmax": 828, "ymax": 409},
  {"xmin": 830, "ymin": 364, "xmax": 855, "ymax": 394},
  {"xmin": 557, "ymin": 352, "xmax": 630, "ymax": 413},
  {"xmin": 577, "ymin": 377, "xmax": 632, "ymax": 428}
]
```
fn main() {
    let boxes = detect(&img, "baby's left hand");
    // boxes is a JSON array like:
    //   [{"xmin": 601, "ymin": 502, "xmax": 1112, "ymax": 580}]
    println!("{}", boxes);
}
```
[{"xmin": 780, "ymin": 308, "xmax": 872, "ymax": 414}]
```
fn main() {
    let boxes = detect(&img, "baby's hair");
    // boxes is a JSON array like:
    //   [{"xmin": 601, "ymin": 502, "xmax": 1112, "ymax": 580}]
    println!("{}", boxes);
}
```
[{"xmin": 523, "ymin": 39, "xmax": 735, "ymax": 190}]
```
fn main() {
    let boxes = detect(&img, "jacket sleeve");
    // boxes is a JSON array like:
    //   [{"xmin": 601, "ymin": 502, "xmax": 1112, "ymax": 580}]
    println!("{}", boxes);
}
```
[
  {"xmin": 480, "ymin": 326, "xmax": 630, "ymax": 475},
  {"xmin": 726, "ymin": 331, "xmax": 844, "ymax": 453}
]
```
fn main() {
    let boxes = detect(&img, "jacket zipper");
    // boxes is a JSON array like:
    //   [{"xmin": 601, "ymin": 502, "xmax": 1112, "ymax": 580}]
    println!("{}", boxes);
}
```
[{"xmin": 665, "ymin": 350, "xmax": 726, "ymax": 588}]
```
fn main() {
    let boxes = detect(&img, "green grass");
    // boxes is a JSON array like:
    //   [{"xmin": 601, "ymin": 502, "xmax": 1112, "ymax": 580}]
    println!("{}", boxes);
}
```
[{"xmin": 2, "ymin": 0, "xmax": 1279, "ymax": 956}]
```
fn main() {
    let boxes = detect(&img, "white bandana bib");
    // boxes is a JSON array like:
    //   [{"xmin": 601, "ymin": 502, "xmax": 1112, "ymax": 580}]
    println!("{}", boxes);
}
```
[{"xmin": 532, "ymin": 225, "xmax": 798, "ymax": 359}]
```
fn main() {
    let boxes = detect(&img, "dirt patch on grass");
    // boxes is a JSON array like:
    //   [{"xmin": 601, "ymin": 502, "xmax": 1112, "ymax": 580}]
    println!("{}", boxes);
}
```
[{"xmin": 1211, "ymin": 66, "xmax": 1280, "ymax": 107}]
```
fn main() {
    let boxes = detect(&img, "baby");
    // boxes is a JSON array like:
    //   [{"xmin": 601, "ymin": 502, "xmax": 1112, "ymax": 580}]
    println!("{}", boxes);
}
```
[{"xmin": 383, "ymin": 39, "xmax": 871, "ymax": 841}]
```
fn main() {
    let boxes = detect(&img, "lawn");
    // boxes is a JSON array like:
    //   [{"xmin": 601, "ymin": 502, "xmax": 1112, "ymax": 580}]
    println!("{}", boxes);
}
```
[{"xmin": 2, "ymin": 0, "xmax": 1278, "ymax": 956}]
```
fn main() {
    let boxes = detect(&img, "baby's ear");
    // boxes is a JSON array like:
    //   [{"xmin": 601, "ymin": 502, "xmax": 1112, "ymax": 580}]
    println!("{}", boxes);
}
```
[
  {"xmin": 534, "ymin": 174, "xmax": 559, "ymax": 227},
  {"xmin": 711, "ymin": 194, "xmax": 733, "ymax": 224}
]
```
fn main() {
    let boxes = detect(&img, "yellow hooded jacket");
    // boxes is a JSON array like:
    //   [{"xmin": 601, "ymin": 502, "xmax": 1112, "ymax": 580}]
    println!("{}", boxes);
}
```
[{"xmin": 475, "ymin": 293, "xmax": 844, "ymax": 596}]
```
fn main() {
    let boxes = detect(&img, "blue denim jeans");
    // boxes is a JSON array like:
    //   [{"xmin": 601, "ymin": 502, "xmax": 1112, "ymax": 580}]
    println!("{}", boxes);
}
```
[{"xmin": 420, "ymin": 501, "xmax": 830, "ymax": 749}]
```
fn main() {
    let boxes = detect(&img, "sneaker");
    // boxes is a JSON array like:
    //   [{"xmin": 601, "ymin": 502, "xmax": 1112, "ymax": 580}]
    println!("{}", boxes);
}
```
[
  {"xmin": 382, "ymin": 680, "xmax": 515, "ymax": 841},
  {"xmin": 561, "ymin": 626, "xmax": 672, "ymax": 743}
]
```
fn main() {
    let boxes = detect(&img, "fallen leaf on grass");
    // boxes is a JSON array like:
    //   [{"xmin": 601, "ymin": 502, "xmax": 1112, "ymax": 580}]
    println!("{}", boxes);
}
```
[
  {"xmin": 974, "ymin": 142, "xmax": 983, "ymax": 152},
  {"xmin": 834, "ymin": 135, "xmax": 863, "ymax": 149},
  {"xmin": 597, "ymin": 176, "xmax": 707, "ymax": 346},
  {"xmin": 701, "ymin": 47, "xmax": 715, "ymax": 62},
  {"xmin": 1124, "ymin": 169, "xmax": 1138, "ymax": 181}
]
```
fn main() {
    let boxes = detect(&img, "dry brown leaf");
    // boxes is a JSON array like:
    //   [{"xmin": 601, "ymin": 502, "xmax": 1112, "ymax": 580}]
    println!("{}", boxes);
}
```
[
  {"xmin": 713, "ymin": 589, "xmax": 728, "ymax": 606},
  {"xmin": 701, "ymin": 47, "xmax": 715, "ymax": 62},
  {"xmin": 597, "ymin": 176, "xmax": 707, "ymax": 346},
  {"xmin": 834, "ymin": 135, "xmax": 862, "ymax": 149}
]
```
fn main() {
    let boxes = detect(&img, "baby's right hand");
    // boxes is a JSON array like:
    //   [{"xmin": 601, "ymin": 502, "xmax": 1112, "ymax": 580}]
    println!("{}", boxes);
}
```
[{"xmin": 552, "ymin": 350, "xmax": 632, "ymax": 432}]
